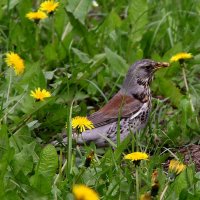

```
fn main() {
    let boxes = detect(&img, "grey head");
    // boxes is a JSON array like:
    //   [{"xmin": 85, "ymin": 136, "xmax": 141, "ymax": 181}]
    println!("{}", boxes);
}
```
[{"xmin": 121, "ymin": 59, "xmax": 169, "ymax": 94}]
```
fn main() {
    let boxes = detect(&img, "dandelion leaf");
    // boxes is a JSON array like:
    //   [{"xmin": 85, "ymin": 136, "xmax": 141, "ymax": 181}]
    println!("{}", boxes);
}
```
[{"xmin": 30, "ymin": 144, "xmax": 58, "ymax": 194}]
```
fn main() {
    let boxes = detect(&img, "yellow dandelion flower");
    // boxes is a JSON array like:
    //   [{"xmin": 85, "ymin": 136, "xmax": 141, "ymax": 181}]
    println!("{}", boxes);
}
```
[
  {"xmin": 30, "ymin": 88, "xmax": 51, "ymax": 101},
  {"xmin": 72, "ymin": 184, "xmax": 100, "ymax": 200},
  {"xmin": 124, "ymin": 152, "xmax": 149, "ymax": 161},
  {"xmin": 40, "ymin": 0, "xmax": 59, "ymax": 14},
  {"xmin": 170, "ymin": 52, "xmax": 192, "ymax": 63},
  {"xmin": 70, "ymin": 116, "xmax": 94, "ymax": 133},
  {"xmin": 26, "ymin": 10, "xmax": 47, "ymax": 22},
  {"xmin": 5, "ymin": 52, "xmax": 25, "ymax": 75},
  {"xmin": 140, "ymin": 193, "xmax": 151, "ymax": 200},
  {"xmin": 168, "ymin": 159, "xmax": 186, "ymax": 175}
]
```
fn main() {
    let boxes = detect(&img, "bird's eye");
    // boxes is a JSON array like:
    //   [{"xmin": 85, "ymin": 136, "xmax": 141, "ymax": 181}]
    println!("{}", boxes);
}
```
[{"xmin": 145, "ymin": 65, "xmax": 151, "ymax": 70}]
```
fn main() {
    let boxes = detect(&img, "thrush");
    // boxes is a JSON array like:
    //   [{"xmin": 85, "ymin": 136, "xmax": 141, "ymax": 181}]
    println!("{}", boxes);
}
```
[{"xmin": 54, "ymin": 59, "xmax": 169, "ymax": 147}]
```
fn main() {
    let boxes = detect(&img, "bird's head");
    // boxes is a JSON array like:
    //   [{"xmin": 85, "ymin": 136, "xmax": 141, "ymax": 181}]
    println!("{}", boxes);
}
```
[{"xmin": 122, "ymin": 59, "xmax": 169, "ymax": 90}]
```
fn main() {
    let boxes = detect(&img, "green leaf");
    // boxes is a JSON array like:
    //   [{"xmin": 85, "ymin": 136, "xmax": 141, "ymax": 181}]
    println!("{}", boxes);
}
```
[
  {"xmin": 169, "ymin": 166, "xmax": 195, "ymax": 198},
  {"xmin": 6, "ymin": 0, "xmax": 20, "ymax": 10},
  {"xmin": 72, "ymin": 47, "xmax": 90, "ymax": 63},
  {"xmin": 163, "ymin": 43, "xmax": 182, "ymax": 60},
  {"xmin": 4, "ymin": 191, "xmax": 22, "ymax": 200},
  {"xmin": 156, "ymin": 76, "xmax": 183, "ymax": 107},
  {"xmin": 114, "ymin": 135, "xmax": 132, "ymax": 160},
  {"xmin": 55, "ymin": 4, "xmax": 69, "ymax": 37},
  {"xmin": 0, "ymin": 125, "xmax": 9, "ymax": 158},
  {"xmin": 11, "ymin": 141, "xmax": 36, "ymax": 176},
  {"xmin": 0, "ymin": 125, "xmax": 14, "ymax": 197},
  {"xmin": 179, "ymin": 98, "xmax": 192, "ymax": 127},
  {"xmin": 30, "ymin": 144, "xmax": 58, "ymax": 194},
  {"xmin": 65, "ymin": 10, "xmax": 94, "ymax": 55},
  {"xmin": 0, "ymin": 125, "xmax": 9, "ymax": 197},
  {"xmin": 66, "ymin": 0, "xmax": 92, "ymax": 24},
  {"xmin": 17, "ymin": 62, "xmax": 46, "ymax": 89},
  {"xmin": 105, "ymin": 47, "xmax": 129, "ymax": 75},
  {"xmin": 44, "ymin": 44, "xmax": 58, "ymax": 63},
  {"xmin": 98, "ymin": 10, "xmax": 122, "ymax": 33},
  {"xmin": 127, "ymin": 0, "xmax": 148, "ymax": 42},
  {"xmin": 195, "ymin": 172, "xmax": 200, "ymax": 179}
]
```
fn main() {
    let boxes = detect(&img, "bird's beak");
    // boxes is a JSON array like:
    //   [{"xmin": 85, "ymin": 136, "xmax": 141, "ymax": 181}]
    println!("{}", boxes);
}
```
[{"xmin": 154, "ymin": 62, "xmax": 170, "ymax": 70}]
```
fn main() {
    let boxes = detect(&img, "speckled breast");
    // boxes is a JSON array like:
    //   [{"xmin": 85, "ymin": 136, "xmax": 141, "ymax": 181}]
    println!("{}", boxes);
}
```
[{"xmin": 106, "ymin": 100, "xmax": 151, "ymax": 143}]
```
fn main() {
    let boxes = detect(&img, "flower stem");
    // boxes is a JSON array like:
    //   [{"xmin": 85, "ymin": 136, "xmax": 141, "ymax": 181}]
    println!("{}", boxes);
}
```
[
  {"xmin": 51, "ymin": 15, "xmax": 55, "ymax": 44},
  {"xmin": 67, "ymin": 101, "xmax": 74, "ymax": 177},
  {"xmin": 181, "ymin": 62, "xmax": 199, "ymax": 126},
  {"xmin": 135, "ymin": 166, "xmax": 139, "ymax": 200},
  {"xmin": 35, "ymin": 24, "xmax": 39, "ymax": 46},
  {"xmin": 5, "ymin": 70, "xmax": 12, "ymax": 123},
  {"xmin": 59, "ymin": 148, "xmax": 63, "ymax": 175},
  {"xmin": 54, "ymin": 158, "xmax": 68, "ymax": 185},
  {"xmin": 159, "ymin": 182, "xmax": 169, "ymax": 200}
]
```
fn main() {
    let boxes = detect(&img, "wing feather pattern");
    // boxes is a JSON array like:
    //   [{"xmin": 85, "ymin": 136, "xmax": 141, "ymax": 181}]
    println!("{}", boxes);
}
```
[{"xmin": 87, "ymin": 91, "xmax": 143, "ymax": 128}]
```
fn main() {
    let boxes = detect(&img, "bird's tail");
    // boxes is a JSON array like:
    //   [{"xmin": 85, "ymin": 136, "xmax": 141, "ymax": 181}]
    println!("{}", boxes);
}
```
[{"xmin": 51, "ymin": 124, "xmax": 117, "ymax": 147}]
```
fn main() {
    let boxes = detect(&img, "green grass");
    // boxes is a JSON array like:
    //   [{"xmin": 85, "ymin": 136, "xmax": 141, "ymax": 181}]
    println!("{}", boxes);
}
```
[{"xmin": 0, "ymin": 0, "xmax": 200, "ymax": 199}]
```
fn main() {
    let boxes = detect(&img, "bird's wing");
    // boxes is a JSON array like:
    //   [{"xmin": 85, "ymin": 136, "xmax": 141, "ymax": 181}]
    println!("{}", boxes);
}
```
[{"xmin": 87, "ymin": 91, "xmax": 144, "ymax": 128}]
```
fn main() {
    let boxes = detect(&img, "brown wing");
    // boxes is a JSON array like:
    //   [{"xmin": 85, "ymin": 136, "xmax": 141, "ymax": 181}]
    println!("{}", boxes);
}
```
[{"xmin": 87, "ymin": 91, "xmax": 144, "ymax": 128}]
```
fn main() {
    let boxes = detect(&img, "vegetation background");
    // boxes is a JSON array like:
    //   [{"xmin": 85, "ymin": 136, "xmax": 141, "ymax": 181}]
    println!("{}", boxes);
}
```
[{"xmin": 0, "ymin": 0, "xmax": 200, "ymax": 199}]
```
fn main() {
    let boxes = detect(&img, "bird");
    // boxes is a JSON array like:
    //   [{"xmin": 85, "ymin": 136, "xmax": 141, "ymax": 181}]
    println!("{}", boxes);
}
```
[{"xmin": 54, "ymin": 59, "xmax": 169, "ymax": 147}]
